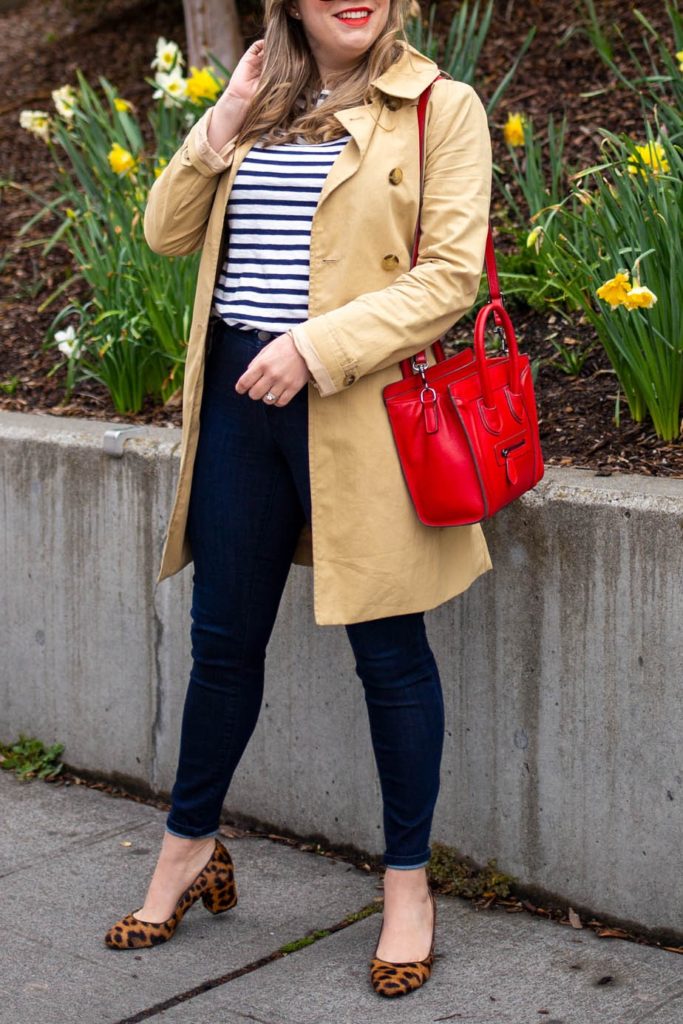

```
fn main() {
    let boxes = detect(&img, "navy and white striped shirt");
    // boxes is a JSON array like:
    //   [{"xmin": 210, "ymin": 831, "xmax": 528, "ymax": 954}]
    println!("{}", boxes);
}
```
[{"xmin": 211, "ymin": 93, "xmax": 351, "ymax": 334}]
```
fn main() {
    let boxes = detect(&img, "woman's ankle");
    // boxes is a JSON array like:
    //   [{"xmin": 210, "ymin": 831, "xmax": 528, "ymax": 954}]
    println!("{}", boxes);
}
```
[
  {"xmin": 161, "ymin": 831, "xmax": 216, "ymax": 862},
  {"xmin": 383, "ymin": 866, "xmax": 429, "ymax": 895}
]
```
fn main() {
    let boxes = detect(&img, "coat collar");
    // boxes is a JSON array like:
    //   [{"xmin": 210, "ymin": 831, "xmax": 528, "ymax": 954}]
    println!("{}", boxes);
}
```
[
  {"xmin": 329, "ymin": 43, "xmax": 440, "ymax": 155},
  {"xmin": 369, "ymin": 41, "xmax": 441, "ymax": 100}
]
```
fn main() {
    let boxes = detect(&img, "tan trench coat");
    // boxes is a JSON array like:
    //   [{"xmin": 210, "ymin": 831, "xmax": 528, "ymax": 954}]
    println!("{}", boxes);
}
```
[{"xmin": 144, "ymin": 42, "xmax": 494, "ymax": 625}]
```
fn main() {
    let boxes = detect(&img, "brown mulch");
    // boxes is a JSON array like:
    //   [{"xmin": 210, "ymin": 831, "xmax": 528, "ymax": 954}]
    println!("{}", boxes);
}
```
[{"xmin": 1, "ymin": 0, "xmax": 681, "ymax": 474}]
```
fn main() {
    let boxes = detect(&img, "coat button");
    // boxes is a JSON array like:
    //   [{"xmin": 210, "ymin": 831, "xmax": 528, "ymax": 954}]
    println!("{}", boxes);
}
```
[
  {"xmin": 388, "ymin": 167, "xmax": 403, "ymax": 185},
  {"xmin": 384, "ymin": 96, "xmax": 401, "ymax": 111},
  {"xmin": 382, "ymin": 254, "xmax": 399, "ymax": 271},
  {"xmin": 343, "ymin": 372, "xmax": 356, "ymax": 386}
]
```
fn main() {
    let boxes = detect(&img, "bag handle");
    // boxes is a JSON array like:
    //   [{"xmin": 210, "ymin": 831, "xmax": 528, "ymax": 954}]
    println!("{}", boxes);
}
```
[{"xmin": 398, "ymin": 75, "xmax": 502, "ymax": 380}]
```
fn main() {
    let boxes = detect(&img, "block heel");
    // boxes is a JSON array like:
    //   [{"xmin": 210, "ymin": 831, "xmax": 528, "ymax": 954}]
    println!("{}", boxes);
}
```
[{"xmin": 201, "ymin": 869, "xmax": 239, "ymax": 914}]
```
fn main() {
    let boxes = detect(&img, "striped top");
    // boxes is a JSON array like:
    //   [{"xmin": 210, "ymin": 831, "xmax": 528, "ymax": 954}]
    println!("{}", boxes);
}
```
[{"xmin": 211, "ymin": 92, "xmax": 351, "ymax": 333}]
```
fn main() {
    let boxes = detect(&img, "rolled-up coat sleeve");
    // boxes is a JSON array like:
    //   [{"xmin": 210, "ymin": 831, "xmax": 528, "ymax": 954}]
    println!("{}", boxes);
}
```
[
  {"xmin": 143, "ymin": 106, "xmax": 239, "ymax": 257},
  {"xmin": 289, "ymin": 80, "xmax": 492, "ymax": 396}
]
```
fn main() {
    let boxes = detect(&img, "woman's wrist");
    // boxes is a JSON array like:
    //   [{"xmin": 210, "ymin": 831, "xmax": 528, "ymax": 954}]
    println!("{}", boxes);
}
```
[
  {"xmin": 283, "ymin": 330, "xmax": 314, "ymax": 384},
  {"xmin": 207, "ymin": 93, "xmax": 251, "ymax": 151},
  {"xmin": 287, "ymin": 326, "xmax": 326, "ymax": 391}
]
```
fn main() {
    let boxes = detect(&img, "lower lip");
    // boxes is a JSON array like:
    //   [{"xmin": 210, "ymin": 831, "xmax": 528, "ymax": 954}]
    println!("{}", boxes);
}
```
[{"xmin": 335, "ymin": 13, "xmax": 371, "ymax": 26}]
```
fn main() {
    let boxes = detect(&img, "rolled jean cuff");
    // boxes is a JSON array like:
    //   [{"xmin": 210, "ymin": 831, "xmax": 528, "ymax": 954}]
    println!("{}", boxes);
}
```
[
  {"xmin": 166, "ymin": 820, "xmax": 220, "ymax": 840},
  {"xmin": 383, "ymin": 849, "xmax": 431, "ymax": 869}
]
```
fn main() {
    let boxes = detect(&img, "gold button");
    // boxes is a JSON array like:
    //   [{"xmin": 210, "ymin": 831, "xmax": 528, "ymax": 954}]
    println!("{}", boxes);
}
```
[
  {"xmin": 384, "ymin": 96, "xmax": 401, "ymax": 111},
  {"xmin": 382, "ymin": 254, "xmax": 399, "ymax": 271},
  {"xmin": 388, "ymin": 167, "xmax": 403, "ymax": 185}
]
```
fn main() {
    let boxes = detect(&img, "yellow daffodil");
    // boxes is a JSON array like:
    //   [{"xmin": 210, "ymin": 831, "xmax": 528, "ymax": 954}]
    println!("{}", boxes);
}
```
[
  {"xmin": 526, "ymin": 226, "xmax": 544, "ymax": 250},
  {"xmin": 621, "ymin": 285, "xmax": 657, "ymax": 310},
  {"xmin": 503, "ymin": 112, "xmax": 526, "ymax": 147},
  {"xmin": 151, "ymin": 37, "xmax": 184, "ymax": 73},
  {"xmin": 153, "ymin": 68, "xmax": 188, "ymax": 107},
  {"xmin": 108, "ymin": 142, "xmax": 138, "ymax": 176},
  {"xmin": 98, "ymin": 335, "xmax": 115, "ymax": 358},
  {"xmin": 596, "ymin": 272, "xmax": 632, "ymax": 309},
  {"xmin": 186, "ymin": 65, "xmax": 223, "ymax": 104},
  {"xmin": 19, "ymin": 109, "xmax": 51, "ymax": 142},
  {"xmin": 676, "ymin": 50, "xmax": 683, "ymax": 73},
  {"xmin": 627, "ymin": 141, "xmax": 670, "ymax": 177},
  {"xmin": 154, "ymin": 157, "xmax": 168, "ymax": 179},
  {"xmin": 52, "ymin": 84, "xmax": 78, "ymax": 120},
  {"xmin": 114, "ymin": 97, "xmax": 134, "ymax": 113}
]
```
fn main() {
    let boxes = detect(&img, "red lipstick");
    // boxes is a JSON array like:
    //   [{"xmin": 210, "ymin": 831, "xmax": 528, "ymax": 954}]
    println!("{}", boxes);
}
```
[{"xmin": 334, "ymin": 7, "xmax": 372, "ymax": 26}]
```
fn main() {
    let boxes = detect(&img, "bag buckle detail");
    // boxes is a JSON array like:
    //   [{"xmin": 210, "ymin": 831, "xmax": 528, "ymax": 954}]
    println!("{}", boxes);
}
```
[
  {"xmin": 412, "ymin": 358, "xmax": 428, "ymax": 382},
  {"xmin": 493, "ymin": 324, "xmax": 508, "ymax": 354},
  {"xmin": 420, "ymin": 385, "xmax": 438, "ymax": 434}
]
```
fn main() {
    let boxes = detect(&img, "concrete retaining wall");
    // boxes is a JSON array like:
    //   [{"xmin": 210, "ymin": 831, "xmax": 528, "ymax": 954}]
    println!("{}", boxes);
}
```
[{"xmin": 1, "ymin": 409, "xmax": 681, "ymax": 938}]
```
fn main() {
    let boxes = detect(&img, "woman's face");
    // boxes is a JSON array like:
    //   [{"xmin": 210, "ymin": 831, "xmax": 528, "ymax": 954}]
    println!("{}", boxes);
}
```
[{"xmin": 287, "ymin": 0, "xmax": 392, "ymax": 81}]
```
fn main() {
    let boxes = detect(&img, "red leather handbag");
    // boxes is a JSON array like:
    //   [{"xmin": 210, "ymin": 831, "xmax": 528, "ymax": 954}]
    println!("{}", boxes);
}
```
[{"xmin": 383, "ymin": 78, "xmax": 544, "ymax": 527}]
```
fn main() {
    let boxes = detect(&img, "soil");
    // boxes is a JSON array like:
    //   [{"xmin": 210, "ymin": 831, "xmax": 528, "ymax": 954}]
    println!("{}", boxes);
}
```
[{"xmin": 1, "ymin": 0, "xmax": 681, "ymax": 476}]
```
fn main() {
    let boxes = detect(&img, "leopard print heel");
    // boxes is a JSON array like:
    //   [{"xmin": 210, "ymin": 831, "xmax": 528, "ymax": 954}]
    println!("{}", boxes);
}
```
[
  {"xmin": 104, "ymin": 836, "xmax": 237, "ymax": 950},
  {"xmin": 369, "ymin": 887, "xmax": 437, "ymax": 998}
]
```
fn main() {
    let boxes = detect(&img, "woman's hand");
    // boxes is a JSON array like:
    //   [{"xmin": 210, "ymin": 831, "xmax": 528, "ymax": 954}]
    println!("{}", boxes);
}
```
[
  {"xmin": 207, "ymin": 41, "xmax": 265, "ymax": 150},
  {"xmin": 219, "ymin": 39, "xmax": 265, "ymax": 105},
  {"xmin": 235, "ymin": 332, "xmax": 311, "ymax": 407}
]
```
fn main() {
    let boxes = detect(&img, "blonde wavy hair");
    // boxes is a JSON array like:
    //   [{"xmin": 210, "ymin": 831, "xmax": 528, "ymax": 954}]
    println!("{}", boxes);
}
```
[{"xmin": 236, "ymin": 0, "xmax": 417, "ymax": 146}]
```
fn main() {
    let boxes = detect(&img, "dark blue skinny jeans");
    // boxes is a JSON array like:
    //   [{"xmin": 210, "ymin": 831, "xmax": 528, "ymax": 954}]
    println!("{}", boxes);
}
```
[{"xmin": 165, "ymin": 318, "xmax": 445, "ymax": 869}]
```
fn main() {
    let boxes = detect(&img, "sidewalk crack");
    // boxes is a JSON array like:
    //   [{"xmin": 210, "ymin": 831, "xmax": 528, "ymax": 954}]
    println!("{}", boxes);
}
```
[{"xmin": 111, "ymin": 899, "xmax": 381, "ymax": 1023}]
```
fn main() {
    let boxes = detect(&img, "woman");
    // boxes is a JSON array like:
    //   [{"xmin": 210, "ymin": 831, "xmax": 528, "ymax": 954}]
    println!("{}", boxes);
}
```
[{"xmin": 105, "ymin": 0, "xmax": 492, "ymax": 999}]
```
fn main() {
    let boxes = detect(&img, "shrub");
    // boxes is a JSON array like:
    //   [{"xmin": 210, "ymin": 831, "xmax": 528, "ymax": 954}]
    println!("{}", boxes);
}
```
[
  {"xmin": 19, "ymin": 39, "xmax": 226, "ymax": 413},
  {"xmin": 541, "ymin": 125, "xmax": 682, "ymax": 440}
]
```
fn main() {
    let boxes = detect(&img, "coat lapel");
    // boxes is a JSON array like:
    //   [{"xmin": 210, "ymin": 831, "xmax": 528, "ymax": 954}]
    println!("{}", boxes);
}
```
[
  {"xmin": 316, "ymin": 101, "xmax": 382, "ymax": 208},
  {"xmin": 316, "ymin": 43, "xmax": 440, "ymax": 210}
]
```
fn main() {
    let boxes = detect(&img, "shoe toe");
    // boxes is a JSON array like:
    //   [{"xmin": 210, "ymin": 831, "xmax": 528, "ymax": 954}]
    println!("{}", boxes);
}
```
[
  {"xmin": 104, "ymin": 911, "xmax": 175, "ymax": 950},
  {"xmin": 370, "ymin": 955, "xmax": 433, "ymax": 997}
]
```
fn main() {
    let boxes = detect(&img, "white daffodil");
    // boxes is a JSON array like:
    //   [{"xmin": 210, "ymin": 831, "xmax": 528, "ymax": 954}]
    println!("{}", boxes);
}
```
[
  {"xmin": 55, "ymin": 325, "xmax": 80, "ymax": 359},
  {"xmin": 19, "ymin": 110, "xmax": 52, "ymax": 143},
  {"xmin": 52, "ymin": 84, "xmax": 78, "ymax": 121},
  {"xmin": 151, "ymin": 37, "xmax": 185, "ymax": 74},
  {"xmin": 153, "ymin": 67, "xmax": 189, "ymax": 108}
]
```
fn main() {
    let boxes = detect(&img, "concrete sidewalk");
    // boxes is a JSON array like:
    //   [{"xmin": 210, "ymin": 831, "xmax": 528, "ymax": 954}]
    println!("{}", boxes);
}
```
[{"xmin": 1, "ymin": 771, "xmax": 681, "ymax": 1024}]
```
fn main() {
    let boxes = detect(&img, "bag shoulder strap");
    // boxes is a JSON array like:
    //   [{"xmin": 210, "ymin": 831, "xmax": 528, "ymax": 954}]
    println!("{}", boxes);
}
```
[
  {"xmin": 410, "ymin": 76, "xmax": 501, "ymax": 360},
  {"xmin": 414, "ymin": 76, "xmax": 499, "ymax": 296}
]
